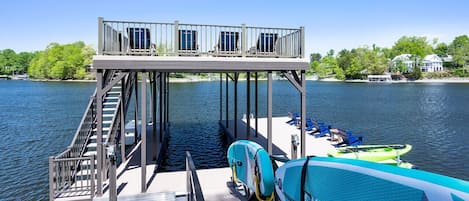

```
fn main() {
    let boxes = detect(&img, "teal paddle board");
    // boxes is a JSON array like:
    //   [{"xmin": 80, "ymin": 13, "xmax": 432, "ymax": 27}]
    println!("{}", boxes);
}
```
[
  {"xmin": 227, "ymin": 140, "xmax": 275, "ymax": 200},
  {"xmin": 275, "ymin": 156, "xmax": 469, "ymax": 201}
]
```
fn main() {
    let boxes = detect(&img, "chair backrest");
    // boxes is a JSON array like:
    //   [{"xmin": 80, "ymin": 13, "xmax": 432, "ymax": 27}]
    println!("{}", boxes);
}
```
[
  {"xmin": 126, "ymin": 28, "xmax": 151, "ymax": 49},
  {"xmin": 178, "ymin": 30, "xmax": 197, "ymax": 51},
  {"xmin": 218, "ymin": 31, "xmax": 240, "ymax": 52},
  {"xmin": 257, "ymin": 33, "xmax": 278, "ymax": 52}
]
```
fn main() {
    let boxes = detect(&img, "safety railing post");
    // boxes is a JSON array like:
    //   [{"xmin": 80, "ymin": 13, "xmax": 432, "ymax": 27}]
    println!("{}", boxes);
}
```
[
  {"xmin": 49, "ymin": 156, "xmax": 55, "ymax": 201},
  {"xmin": 98, "ymin": 17, "xmax": 103, "ymax": 55}
]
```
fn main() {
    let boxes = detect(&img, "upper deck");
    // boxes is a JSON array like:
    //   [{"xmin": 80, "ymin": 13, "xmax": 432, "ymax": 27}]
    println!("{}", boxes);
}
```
[{"xmin": 93, "ymin": 18, "xmax": 308, "ymax": 71}]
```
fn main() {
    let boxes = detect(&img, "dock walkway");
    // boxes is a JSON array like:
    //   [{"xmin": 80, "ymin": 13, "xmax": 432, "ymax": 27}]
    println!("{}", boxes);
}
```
[
  {"xmin": 224, "ymin": 116, "xmax": 336, "ymax": 159},
  {"xmin": 95, "ymin": 116, "xmax": 335, "ymax": 200}
]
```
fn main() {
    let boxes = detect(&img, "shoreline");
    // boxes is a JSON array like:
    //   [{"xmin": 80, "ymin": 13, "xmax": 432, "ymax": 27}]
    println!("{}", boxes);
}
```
[
  {"xmin": 20, "ymin": 77, "xmax": 469, "ymax": 84},
  {"xmin": 344, "ymin": 78, "xmax": 469, "ymax": 84}
]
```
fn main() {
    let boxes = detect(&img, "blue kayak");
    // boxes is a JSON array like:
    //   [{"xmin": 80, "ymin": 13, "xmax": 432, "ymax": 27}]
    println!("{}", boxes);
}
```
[
  {"xmin": 275, "ymin": 156, "xmax": 469, "ymax": 201},
  {"xmin": 227, "ymin": 140, "xmax": 275, "ymax": 200}
]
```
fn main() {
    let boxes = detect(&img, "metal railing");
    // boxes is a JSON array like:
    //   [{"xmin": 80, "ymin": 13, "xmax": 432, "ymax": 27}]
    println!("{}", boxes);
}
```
[
  {"xmin": 186, "ymin": 151, "xmax": 205, "ymax": 201},
  {"xmin": 99, "ymin": 18, "xmax": 304, "ymax": 58},
  {"xmin": 49, "ymin": 70, "xmax": 135, "ymax": 200},
  {"xmin": 49, "ymin": 155, "xmax": 96, "ymax": 200}
]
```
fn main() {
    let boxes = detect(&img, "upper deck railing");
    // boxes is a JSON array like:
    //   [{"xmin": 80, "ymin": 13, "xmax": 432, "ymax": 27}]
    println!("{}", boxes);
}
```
[{"xmin": 98, "ymin": 18, "xmax": 304, "ymax": 58}]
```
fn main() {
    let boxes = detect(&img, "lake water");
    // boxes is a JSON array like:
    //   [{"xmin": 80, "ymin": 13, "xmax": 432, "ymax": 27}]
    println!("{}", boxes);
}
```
[{"xmin": 1, "ymin": 80, "xmax": 469, "ymax": 200}]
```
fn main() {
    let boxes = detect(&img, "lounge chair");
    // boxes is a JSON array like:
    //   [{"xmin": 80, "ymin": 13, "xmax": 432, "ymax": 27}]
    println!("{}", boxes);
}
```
[
  {"xmin": 286, "ymin": 112, "xmax": 299, "ymax": 125},
  {"xmin": 214, "ymin": 31, "xmax": 240, "ymax": 55},
  {"xmin": 255, "ymin": 33, "xmax": 278, "ymax": 56},
  {"xmin": 178, "ymin": 29, "xmax": 198, "ymax": 55},
  {"xmin": 126, "ymin": 28, "xmax": 155, "ymax": 55},
  {"xmin": 333, "ymin": 129, "xmax": 363, "ymax": 147}
]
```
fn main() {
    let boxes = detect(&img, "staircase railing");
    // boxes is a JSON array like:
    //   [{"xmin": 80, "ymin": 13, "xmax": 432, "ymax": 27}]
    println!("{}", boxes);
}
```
[
  {"xmin": 49, "ymin": 70, "xmax": 133, "ymax": 200},
  {"xmin": 186, "ymin": 151, "xmax": 205, "ymax": 201},
  {"xmin": 101, "ymin": 71, "xmax": 136, "ymax": 181}
]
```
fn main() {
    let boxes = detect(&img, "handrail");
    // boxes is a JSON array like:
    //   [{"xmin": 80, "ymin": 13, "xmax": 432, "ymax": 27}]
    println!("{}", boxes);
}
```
[
  {"xmin": 99, "ymin": 18, "xmax": 303, "ymax": 58},
  {"xmin": 186, "ymin": 151, "xmax": 205, "ymax": 201},
  {"xmin": 50, "ymin": 69, "xmax": 122, "ymax": 200}
]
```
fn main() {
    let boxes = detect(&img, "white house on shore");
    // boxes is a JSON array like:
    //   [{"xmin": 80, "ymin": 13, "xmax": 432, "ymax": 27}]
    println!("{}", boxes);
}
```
[
  {"xmin": 422, "ymin": 54, "xmax": 443, "ymax": 72},
  {"xmin": 392, "ymin": 54, "xmax": 444, "ymax": 73},
  {"xmin": 392, "ymin": 54, "xmax": 414, "ymax": 73}
]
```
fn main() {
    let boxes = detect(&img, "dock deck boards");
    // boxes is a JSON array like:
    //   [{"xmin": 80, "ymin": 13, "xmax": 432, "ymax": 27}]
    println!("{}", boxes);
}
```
[
  {"xmin": 94, "ymin": 116, "xmax": 335, "ymax": 200},
  {"xmin": 224, "ymin": 116, "xmax": 336, "ymax": 159}
]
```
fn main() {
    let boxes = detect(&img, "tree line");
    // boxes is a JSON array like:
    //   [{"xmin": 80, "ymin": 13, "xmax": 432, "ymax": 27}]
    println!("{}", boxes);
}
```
[
  {"xmin": 310, "ymin": 35, "xmax": 469, "ymax": 80},
  {"xmin": 0, "ymin": 41, "xmax": 95, "ymax": 80}
]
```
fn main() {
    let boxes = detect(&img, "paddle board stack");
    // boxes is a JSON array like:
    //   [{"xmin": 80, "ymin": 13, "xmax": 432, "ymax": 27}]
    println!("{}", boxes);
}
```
[
  {"xmin": 275, "ymin": 156, "xmax": 469, "ymax": 201},
  {"xmin": 227, "ymin": 140, "xmax": 275, "ymax": 200}
]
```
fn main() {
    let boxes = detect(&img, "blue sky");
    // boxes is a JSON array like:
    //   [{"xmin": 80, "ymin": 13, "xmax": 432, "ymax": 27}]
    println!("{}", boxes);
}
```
[{"xmin": 1, "ymin": 0, "xmax": 468, "ymax": 55}]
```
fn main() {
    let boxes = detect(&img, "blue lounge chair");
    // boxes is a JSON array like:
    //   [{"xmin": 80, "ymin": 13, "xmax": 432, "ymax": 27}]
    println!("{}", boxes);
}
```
[
  {"xmin": 178, "ymin": 30, "xmax": 198, "ymax": 53},
  {"xmin": 217, "ymin": 31, "xmax": 239, "ymax": 53},
  {"xmin": 333, "ymin": 129, "xmax": 363, "ymax": 147},
  {"xmin": 257, "ymin": 33, "xmax": 278, "ymax": 53},
  {"xmin": 126, "ymin": 27, "xmax": 154, "ymax": 55},
  {"xmin": 286, "ymin": 112, "xmax": 299, "ymax": 125}
]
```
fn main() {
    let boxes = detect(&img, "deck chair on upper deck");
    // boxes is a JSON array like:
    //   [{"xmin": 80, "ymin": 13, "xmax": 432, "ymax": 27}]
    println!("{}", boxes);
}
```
[
  {"xmin": 251, "ymin": 33, "xmax": 278, "ymax": 56},
  {"xmin": 126, "ymin": 27, "xmax": 156, "ymax": 56},
  {"xmin": 178, "ymin": 29, "xmax": 199, "ymax": 56},
  {"xmin": 214, "ymin": 31, "xmax": 240, "ymax": 56}
]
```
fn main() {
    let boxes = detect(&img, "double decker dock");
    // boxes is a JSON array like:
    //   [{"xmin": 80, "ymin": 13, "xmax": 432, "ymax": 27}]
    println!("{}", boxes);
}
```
[{"xmin": 49, "ymin": 18, "xmax": 309, "ymax": 201}]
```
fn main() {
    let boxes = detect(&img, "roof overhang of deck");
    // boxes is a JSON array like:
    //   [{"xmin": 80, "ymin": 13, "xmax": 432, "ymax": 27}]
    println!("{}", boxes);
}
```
[{"xmin": 92, "ymin": 56, "xmax": 309, "ymax": 72}]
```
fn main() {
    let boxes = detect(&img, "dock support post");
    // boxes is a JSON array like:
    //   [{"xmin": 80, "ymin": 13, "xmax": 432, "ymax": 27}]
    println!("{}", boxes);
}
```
[
  {"xmin": 96, "ymin": 69, "xmax": 103, "ymax": 196},
  {"xmin": 159, "ymin": 72, "xmax": 163, "ymax": 142},
  {"xmin": 109, "ymin": 145, "xmax": 117, "ymax": 201},
  {"xmin": 255, "ymin": 72, "xmax": 258, "ymax": 137},
  {"xmin": 120, "ymin": 74, "xmax": 126, "ymax": 163},
  {"xmin": 246, "ymin": 72, "xmax": 250, "ymax": 139},
  {"xmin": 152, "ymin": 72, "xmax": 157, "ymax": 161},
  {"xmin": 141, "ymin": 72, "xmax": 147, "ymax": 193},
  {"xmin": 300, "ymin": 70, "xmax": 306, "ymax": 157},
  {"xmin": 165, "ymin": 73, "xmax": 169, "ymax": 131},
  {"xmin": 267, "ymin": 71, "xmax": 272, "ymax": 154},
  {"xmin": 225, "ymin": 74, "xmax": 229, "ymax": 128},
  {"xmin": 234, "ymin": 73, "xmax": 238, "ymax": 139},
  {"xmin": 134, "ymin": 73, "xmax": 139, "ymax": 143},
  {"xmin": 220, "ymin": 73, "xmax": 222, "ymax": 122}
]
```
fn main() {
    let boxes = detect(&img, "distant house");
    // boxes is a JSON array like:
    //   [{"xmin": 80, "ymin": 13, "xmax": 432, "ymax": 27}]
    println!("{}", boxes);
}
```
[
  {"xmin": 422, "ymin": 54, "xmax": 443, "ymax": 72},
  {"xmin": 392, "ymin": 54, "xmax": 414, "ymax": 73}
]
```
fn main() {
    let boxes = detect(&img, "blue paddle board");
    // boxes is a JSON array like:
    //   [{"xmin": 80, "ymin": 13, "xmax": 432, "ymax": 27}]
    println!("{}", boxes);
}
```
[
  {"xmin": 227, "ymin": 140, "xmax": 275, "ymax": 199},
  {"xmin": 275, "ymin": 156, "xmax": 469, "ymax": 201}
]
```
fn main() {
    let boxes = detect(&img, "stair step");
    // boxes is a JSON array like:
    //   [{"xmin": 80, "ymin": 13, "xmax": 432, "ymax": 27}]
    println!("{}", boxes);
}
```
[
  {"xmin": 87, "ymin": 143, "xmax": 97, "ymax": 149},
  {"xmin": 81, "ymin": 159, "xmax": 97, "ymax": 166},
  {"xmin": 90, "ymin": 135, "xmax": 108, "ymax": 140},
  {"xmin": 84, "ymin": 151, "xmax": 97, "ymax": 157},
  {"xmin": 103, "ymin": 102, "xmax": 118, "ymax": 106},
  {"xmin": 107, "ymin": 91, "xmax": 121, "ymax": 94},
  {"xmin": 103, "ymin": 108, "xmax": 115, "ymax": 112},
  {"xmin": 103, "ymin": 120, "xmax": 113, "ymax": 124},
  {"xmin": 93, "ymin": 127, "xmax": 110, "ymax": 132},
  {"xmin": 105, "ymin": 96, "xmax": 120, "ymax": 100},
  {"xmin": 103, "ymin": 114, "xmax": 114, "ymax": 118}
]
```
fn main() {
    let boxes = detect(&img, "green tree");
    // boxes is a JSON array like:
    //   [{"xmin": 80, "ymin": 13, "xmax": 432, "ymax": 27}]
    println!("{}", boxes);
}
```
[
  {"xmin": 434, "ymin": 42, "xmax": 448, "ymax": 57},
  {"xmin": 393, "ymin": 60, "xmax": 408, "ymax": 73},
  {"xmin": 345, "ymin": 57, "xmax": 364, "ymax": 79},
  {"xmin": 28, "ymin": 41, "xmax": 95, "ymax": 79},
  {"xmin": 409, "ymin": 65, "xmax": 422, "ymax": 80},
  {"xmin": 333, "ymin": 66, "xmax": 345, "ymax": 80},
  {"xmin": 0, "ymin": 49, "xmax": 17, "ymax": 74},
  {"xmin": 391, "ymin": 36, "xmax": 433, "ymax": 58},
  {"xmin": 310, "ymin": 53, "xmax": 322, "ymax": 62},
  {"xmin": 337, "ymin": 49, "xmax": 352, "ymax": 71},
  {"xmin": 449, "ymin": 35, "xmax": 469, "ymax": 67}
]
